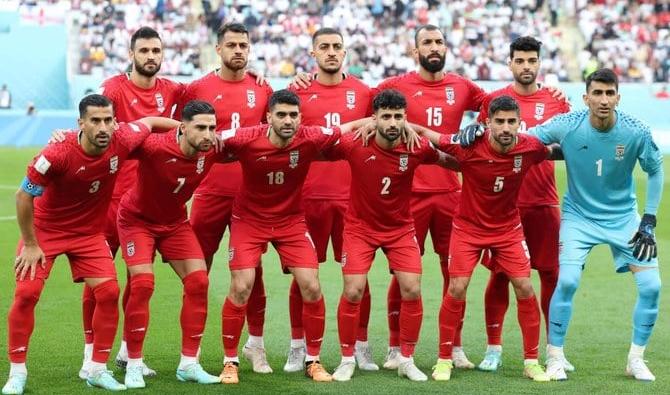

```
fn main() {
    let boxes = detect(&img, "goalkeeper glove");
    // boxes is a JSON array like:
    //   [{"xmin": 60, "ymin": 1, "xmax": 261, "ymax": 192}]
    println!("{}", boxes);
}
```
[
  {"xmin": 456, "ymin": 123, "xmax": 484, "ymax": 147},
  {"xmin": 628, "ymin": 214, "xmax": 657, "ymax": 261}
]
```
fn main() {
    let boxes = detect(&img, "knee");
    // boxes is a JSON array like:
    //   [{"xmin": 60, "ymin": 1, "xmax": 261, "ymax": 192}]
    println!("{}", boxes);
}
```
[
  {"xmin": 556, "ymin": 267, "xmax": 581, "ymax": 295},
  {"xmin": 14, "ymin": 280, "xmax": 44, "ymax": 305},
  {"xmin": 513, "ymin": 281, "xmax": 534, "ymax": 299},
  {"xmin": 343, "ymin": 284, "xmax": 364, "ymax": 302},
  {"xmin": 636, "ymin": 270, "xmax": 661, "ymax": 300},
  {"xmin": 231, "ymin": 278, "xmax": 254, "ymax": 302},
  {"xmin": 130, "ymin": 273, "xmax": 155, "ymax": 298},
  {"xmin": 399, "ymin": 282, "xmax": 421, "ymax": 300},
  {"xmin": 93, "ymin": 280, "xmax": 120, "ymax": 303},
  {"xmin": 183, "ymin": 270, "xmax": 209, "ymax": 296},
  {"xmin": 447, "ymin": 282, "xmax": 466, "ymax": 300},
  {"xmin": 300, "ymin": 280, "xmax": 322, "ymax": 302}
]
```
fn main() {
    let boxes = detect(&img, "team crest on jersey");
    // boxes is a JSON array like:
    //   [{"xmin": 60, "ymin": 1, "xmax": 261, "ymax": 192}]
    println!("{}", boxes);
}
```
[
  {"xmin": 399, "ymin": 154, "xmax": 409, "ymax": 172},
  {"xmin": 340, "ymin": 252, "xmax": 347, "ymax": 267},
  {"xmin": 615, "ymin": 144, "xmax": 625, "ymax": 161},
  {"xmin": 513, "ymin": 155, "xmax": 522, "ymax": 173},
  {"xmin": 346, "ymin": 90, "xmax": 356, "ymax": 109},
  {"xmin": 228, "ymin": 248, "xmax": 235, "ymax": 262},
  {"xmin": 109, "ymin": 156, "xmax": 119, "ymax": 174},
  {"xmin": 289, "ymin": 150, "xmax": 300, "ymax": 169},
  {"xmin": 126, "ymin": 241, "xmax": 135, "ymax": 257},
  {"xmin": 196, "ymin": 156, "xmax": 205, "ymax": 174},
  {"xmin": 155, "ymin": 93, "xmax": 165, "ymax": 112},
  {"xmin": 445, "ymin": 87, "xmax": 455, "ymax": 105},
  {"xmin": 534, "ymin": 103, "xmax": 545, "ymax": 120},
  {"xmin": 247, "ymin": 90, "xmax": 256, "ymax": 108}
]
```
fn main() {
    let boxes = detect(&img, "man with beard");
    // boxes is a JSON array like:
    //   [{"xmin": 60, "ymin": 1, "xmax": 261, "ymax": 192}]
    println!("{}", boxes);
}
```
[
  {"xmin": 79, "ymin": 26, "xmax": 185, "ymax": 379},
  {"xmin": 419, "ymin": 95, "xmax": 557, "ymax": 382},
  {"xmin": 118, "ymin": 100, "xmax": 227, "ymax": 388},
  {"xmin": 177, "ymin": 22, "xmax": 274, "ymax": 374},
  {"xmin": 475, "ymin": 36, "xmax": 572, "ymax": 372},
  {"xmin": 326, "ymin": 89, "xmax": 453, "ymax": 382},
  {"xmin": 3, "ymin": 95, "xmax": 179, "ymax": 394},
  {"xmin": 284, "ymin": 27, "xmax": 378, "ymax": 373}
]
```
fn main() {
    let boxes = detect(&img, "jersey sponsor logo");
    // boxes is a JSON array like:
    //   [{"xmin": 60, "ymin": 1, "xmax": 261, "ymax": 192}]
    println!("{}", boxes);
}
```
[
  {"xmin": 196, "ymin": 156, "xmax": 206, "ymax": 174},
  {"xmin": 364, "ymin": 154, "xmax": 376, "ymax": 163},
  {"xmin": 34, "ymin": 155, "xmax": 51, "ymax": 175},
  {"xmin": 412, "ymin": 90, "xmax": 423, "ymax": 98},
  {"xmin": 346, "ymin": 90, "xmax": 356, "ymax": 109},
  {"xmin": 130, "ymin": 98, "xmax": 138, "ymax": 106},
  {"xmin": 307, "ymin": 94, "xmax": 318, "ymax": 102},
  {"xmin": 246, "ymin": 89, "xmax": 256, "ymax": 108},
  {"xmin": 165, "ymin": 158, "xmax": 177, "ymax": 163},
  {"xmin": 76, "ymin": 165, "xmax": 86, "ymax": 174},
  {"xmin": 155, "ymin": 93, "xmax": 165, "ymax": 112},
  {"xmin": 445, "ymin": 87, "xmax": 455, "ymax": 105},
  {"xmin": 399, "ymin": 154, "xmax": 409, "ymax": 172},
  {"xmin": 109, "ymin": 156, "xmax": 119, "ymax": 174},
  {"xmin": 615, "ymin": 144, "xmax": 625, "ymax": 161},
  {"xmin": 214, "ymin": 94, "xmax": 223, "ymax": 102},
  {"xmin": 129, "ymin": 122, "xmax": 141, "ymax": 132},
  {"xmin": 289, "ymin": 150, "xmax": 300, "ymax": 169},
  {"xmin": 513, "ymin": 155, "xmax": 522, "ymax": 173},
  {"xmin": 126, "ymin": 241, "xmax": 135, "ymax": 257},
  {"xmin": 256, "ymin": 155, "xmax": 268, "ymax": 161},
  {"xmin": 534, "ymin": 103, "xmax": 545, "ymax": 120},
  {"xmin": 320, "ymin": 126, "xmax": 334, "ymax": 135}
]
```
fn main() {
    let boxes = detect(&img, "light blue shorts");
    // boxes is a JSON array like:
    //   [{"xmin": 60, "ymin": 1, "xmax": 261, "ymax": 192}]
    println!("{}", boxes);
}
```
[{"xmin": 559, "ymin": 211, "xmax": 659, "ymax": 273}]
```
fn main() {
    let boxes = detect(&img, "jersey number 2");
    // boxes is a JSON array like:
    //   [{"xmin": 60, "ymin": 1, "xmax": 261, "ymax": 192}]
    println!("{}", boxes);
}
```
[{"xmin": 381, "ymin": 177, "xmax": 391, "ymax": 195}]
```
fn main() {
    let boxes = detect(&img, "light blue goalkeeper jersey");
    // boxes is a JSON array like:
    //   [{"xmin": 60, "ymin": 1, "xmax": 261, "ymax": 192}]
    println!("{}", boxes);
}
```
[{"xmin": 530, "ymin": 109, "xmax": 663, "ymax": 222}]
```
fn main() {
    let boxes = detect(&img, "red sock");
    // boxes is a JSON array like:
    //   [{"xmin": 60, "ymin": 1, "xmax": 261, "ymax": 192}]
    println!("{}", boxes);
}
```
[
  {"xmin": 357, "ymin": 282, "xmax": 371, "ymax": 342},
  {"xmin": 484, "ymin": 271, "xmax": 510, "ymax": 345},
  {"xmin": 387, "ymin": 277, "xmax": 401, "ymax": 347},
  {"xmin": 91, "ymin": 280, "xmax": 120, "ymax": 363},
  {"xmin": 222, "ymin": 297, "xmax": 247, "ymax": 357},
  {"xmin": 438, "ymin": 294, "xmax": 465, "ymax": 360},
  {"xmin": 400, "ymin": 298, "xmax": 423, "ymax": 358},
  {"xmin": 124, "ymin": 273, "xmax": 154, "ymax": 359},
  {"xmin": 337, "ymin": 296, "xmax": 361, "ymax": 357},
  {"xmin": 181, "ymin": 271, "xmax": 208, "ymax": 357},
  {"xmin": 516, "ymin": 294, "xmax": 541, "ymax": 359},
  {"xmin": 288, "ymin": 279, "xmax": 303, "ymax": 340},
  {"xmin": 539, "ymin": 269, "xmax": 558, "ymax": 334},
  {"xmin": 7, "ymin": 280, "xmax": 44, "ymax": 363},
  {"xmin": 440, "ymin": 258, "xmax": 464, "ymax": 347},
  {"xmin": 121, "ymin": 273, "xmax": 131, "ymax": 343},
  {"xmin": 247, "ymin": 266, "xmax": 266, "ymax": 337},
  {"xmin": 82, "ymin": 285, "xmax": 96, "ymax": 344},
  {"xmin": 302, "ymin": 296, "xmax": 326, "ymax": 356}
]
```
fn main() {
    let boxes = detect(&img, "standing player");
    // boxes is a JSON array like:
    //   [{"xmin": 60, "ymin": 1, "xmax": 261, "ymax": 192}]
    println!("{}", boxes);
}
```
[
  {"xmin": 475, "ymin": 36, "xmax": 572, "ymax": 371},
  {"xmin": 219, "ymin": 90, "xmax": 370, "ymax": 384},
  {"xmin": 117, "ymin": 101, "xmax": 225, "ymax": 388},
  {"xmin": 420, "ymin": 95, "xmax": 556, "ymax": 382},
  {"xmin": 3, "ymin": 95, "xmax": 177, "ymax": 394},
  {"xmin": 80, "ymin": 26, "xmax": 185, "ymax": 378},
  {"xmin": 285, "ymin": 27, "xmax": 377, "ymax": 372},
  {"xmin": 177, "ymin": 22, "xmax": 274, "ymax": 374},
  {"xmin": 327, "ymin": 90, "xmax": 454, "ymax": 382},
  {"xmin": 533, "ymin": 69, "xmax": 663, "ymax": 382}
]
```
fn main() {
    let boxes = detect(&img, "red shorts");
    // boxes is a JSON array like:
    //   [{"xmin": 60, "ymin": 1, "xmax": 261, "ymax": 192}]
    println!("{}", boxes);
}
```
[
  {"xmin": 228, "ymin": 217, "xmax": 318, "ymax": 272},
  {"xmin": 16, "ymin": 228, "xmax": 116, "ymax": 283},
  {"xmin": 104, "ymin": 197, "xmax": 121, "ymax": 256},
  {"xmin": 118, "ymin": 209, "xmax": 204, "ymax": 265},
  {"xmin": 411, "ymin": 191, "xmax": 460, "ymax": 257},
  {"xmin": 341, "ymin": 226, "xmax": 422, "ymax": 275},
  {"xmin": 482, "ymin": 206, "xmax": 560, "ymax": 273},
  {"xmin": 303, "ymin": 198, "xmax": 347, "ymax": 263},
  {"xmin": 448, "ymin": 224, "xmax": 530, "ymax": 278},
  {"xmin": 189, "ymin": 193, "xmax": 234, "ymax": 257}
]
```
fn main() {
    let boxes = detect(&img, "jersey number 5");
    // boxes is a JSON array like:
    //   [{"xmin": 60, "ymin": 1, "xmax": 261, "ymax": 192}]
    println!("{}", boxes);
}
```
[{"xmin": 493, "ymin": 176, "xmax": 504, "ymax": 192}]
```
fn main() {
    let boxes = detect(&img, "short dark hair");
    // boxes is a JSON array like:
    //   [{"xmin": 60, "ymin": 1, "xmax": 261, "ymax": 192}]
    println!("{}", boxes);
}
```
[
  {"xmin": 79, "ymin": 94, "xmax": 112, "ymax": 117},
  {"xmin": 488, "ymin": 95, "xmax": 520, "ymax": 118},
  {"xmin": 373, "ymin": 89, "xmax": 407, "ymax": 112},
  {"xmin": 312, "ymin": 27, "xmax": 343, "ymax": 45},
  {"xmin": 181, "ymin": 100, "xmax": 215, "ymax": 122},
  {"xmin": 585, "ymin": 68, "xmax": 618, "ymax": 91},
  {"xmin": 414, "ymin": 24, "xmax": 442, "ymax": 47},
  {"xmin": 509, "ymin": 36, "xmax": 542, "ymax": 59},
  {"xmin": 217, "ymin": 22, "xmax": 249, "ymax": 43},
  {"xmin": 130, "ymin": 27, "xmax": 161, "ymax": 50},
  {"xmin": 268, "ymin": 89, "xmax": 300, "ymax": 110}
]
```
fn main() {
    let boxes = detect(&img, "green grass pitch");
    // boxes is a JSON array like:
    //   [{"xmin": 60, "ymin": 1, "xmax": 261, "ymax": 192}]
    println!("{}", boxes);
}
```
[{"xmin": 0, "ymin": 147, "xmax": 668, "ymax": 394}]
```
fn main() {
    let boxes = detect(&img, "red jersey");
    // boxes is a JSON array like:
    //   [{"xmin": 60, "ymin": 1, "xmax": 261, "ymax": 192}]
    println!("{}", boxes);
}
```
[
  {"xmin": 119, "ymin": 130, "xmax": 224, "ymax": 227},
  {"xmin": 325, "ymin": 134, "xmax": 439, "ymax": 234},
  {"xmin": 223, "ymin": 124, "xmax": 341, "ymax": 225},
  {"xmin": 179, "ymin": 71, "xmax": 273, "ymax": 197},
  {"xmin": 376, "ymin": 71, "xmax": 486, "ymax": 193},
  {"xmin": 437, "ymin": 131, "xmax": 548, "ymax": 233},
  {"xmin": 26, "ymin": 122, "xmax": 151, "ymax": 234},
  {"xmin": 290, "ymin": 75, "xmax": 373, "ymax": 200},
  {"xmin": 100, "ymin": 73, "xmax": 184, "ymax": 200},
  {"xmin": 478, "ymin": 85, "xmax": 570, "ymax": 207}
]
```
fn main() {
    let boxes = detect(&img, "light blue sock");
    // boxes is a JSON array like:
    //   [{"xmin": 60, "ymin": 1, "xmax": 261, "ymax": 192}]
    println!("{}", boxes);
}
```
[
  {"xmin": 548, "ymin": 265, "xmax": 583, "ymax": 347},
  {"xmin": 632, "ymin": 269, "xmax": 661, "ymax": 346}
]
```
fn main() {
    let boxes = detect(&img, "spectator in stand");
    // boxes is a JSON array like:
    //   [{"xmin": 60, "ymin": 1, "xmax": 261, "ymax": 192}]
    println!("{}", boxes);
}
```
[{"xmin": 0, "ymin": 84, "xmax": 11, "ymax": 109}]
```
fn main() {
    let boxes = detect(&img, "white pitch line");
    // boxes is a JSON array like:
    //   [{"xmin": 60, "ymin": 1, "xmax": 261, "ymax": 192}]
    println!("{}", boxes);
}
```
[
  {"xmin": 0, "ymin": 185, "xmax": 18, "ymax": 190},
  {"xmin": 0, "ymin": 216, "xmax": 16, "ymax": 221}
]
